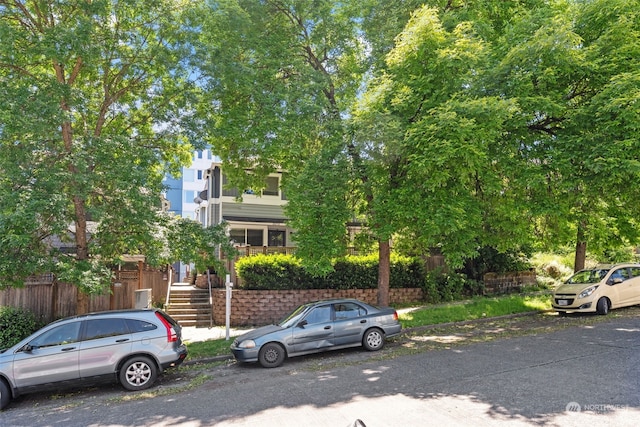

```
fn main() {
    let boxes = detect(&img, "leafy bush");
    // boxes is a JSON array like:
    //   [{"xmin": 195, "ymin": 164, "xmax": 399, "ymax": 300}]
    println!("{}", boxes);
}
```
[
  {"xmin": 529, "ymin": 252, "xmax": 574, "ymax": 287},
  {"xmin": 0, "ymin": 306, "xmax": 40, "ymax": 349},
  {"xmin": 423, "ymin": 269, "xmax": 484, "ymax": 303},
  {"xmin": 235, "ymin": 253, "xmax": 425, "ymax": 290},
  {"xmin": 236, "ymin": 254, "xmax": 317, "ymax": 290},
  {"xmin": 464, "ymin": 246, "xmax": 533, "ymax": 280}
]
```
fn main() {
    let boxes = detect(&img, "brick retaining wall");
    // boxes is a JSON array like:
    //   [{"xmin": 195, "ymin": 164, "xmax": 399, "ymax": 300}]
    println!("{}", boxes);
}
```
[
  {"xmin": 212, "ymin": 287, "xmax": 424, "ymax": 326},
  {"xmin": 483, "ymin": 271, "xmax": 537, "ymax": 294}
]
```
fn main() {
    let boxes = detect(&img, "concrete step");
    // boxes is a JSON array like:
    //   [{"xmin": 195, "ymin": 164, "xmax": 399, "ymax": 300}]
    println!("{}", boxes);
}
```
[
  {"xmin": 169, "ymin": 297, "xmax": 210, "ymax": 304},
  {"xmin": 175, "ymin": 318, "xmax": 211, "ymax": 328},
  {"xmin": 166, "ymin": 286, "xmax": 212, "ymax": 328}
]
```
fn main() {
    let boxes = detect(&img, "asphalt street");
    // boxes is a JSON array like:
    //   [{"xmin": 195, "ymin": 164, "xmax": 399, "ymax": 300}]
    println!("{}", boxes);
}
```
[{"xmin": 2, "ymin": 314, "xmax": 639, "ymax": 426}]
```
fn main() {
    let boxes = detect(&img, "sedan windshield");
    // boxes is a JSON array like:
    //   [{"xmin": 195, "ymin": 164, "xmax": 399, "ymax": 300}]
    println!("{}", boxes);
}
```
[
  {"xmin": 278, "ymin": 304, "xmax": 312, "ymax": 328},
  {"xmin": 566, "ymin": 269, "xmax": 609, "ymax": 284}
]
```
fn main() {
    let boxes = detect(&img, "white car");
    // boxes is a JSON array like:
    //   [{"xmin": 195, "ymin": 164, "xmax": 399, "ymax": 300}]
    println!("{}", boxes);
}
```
[{"xmin": 552, "ymin": 263, "xmax": 640, "ymax": 315}]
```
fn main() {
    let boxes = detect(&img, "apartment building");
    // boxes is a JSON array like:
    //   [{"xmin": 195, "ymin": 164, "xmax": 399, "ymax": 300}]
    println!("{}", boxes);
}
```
[
  {"xmin": 194, "ymin": 163, "xmax": 294, "ymax": 251},
  {"xmin": 163, "ymin": 147, "xmax": 219, "ymax": 281}
]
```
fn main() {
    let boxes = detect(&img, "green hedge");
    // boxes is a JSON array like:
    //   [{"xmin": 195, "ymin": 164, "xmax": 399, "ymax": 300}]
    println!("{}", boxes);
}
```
[
  {"xmin": 423, "ymin": 269, "xmax": 485, "ymax": 303},
  {"xmin": 0, "ymin": 306, "xmax": 40, "ymax": 349},
  {"xmin": 235, "ymin": 253, "xmax": 426, "ymax": 290}
]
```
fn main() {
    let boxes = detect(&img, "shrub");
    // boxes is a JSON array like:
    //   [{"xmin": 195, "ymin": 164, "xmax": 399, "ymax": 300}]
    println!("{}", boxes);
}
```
[
  {"xmin": 0, "ymin": 306, "xmax": 40, "ymax": 349},
  {"xmin": 423, "ymin": 269, "xmax": 484, "ymax": 303},
  {"xmin": 235, "ymin": 253, "xmax": 425, "ymax": 291}
]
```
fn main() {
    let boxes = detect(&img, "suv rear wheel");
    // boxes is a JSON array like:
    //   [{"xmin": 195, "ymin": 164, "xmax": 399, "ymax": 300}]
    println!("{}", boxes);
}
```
[
  {"xmin": 119, "ymin": 356, "xmax": 158, "ymax": 391},
  {"xmin": 0, "ymin": 379, "xmax": 11, "ymax": 410}
]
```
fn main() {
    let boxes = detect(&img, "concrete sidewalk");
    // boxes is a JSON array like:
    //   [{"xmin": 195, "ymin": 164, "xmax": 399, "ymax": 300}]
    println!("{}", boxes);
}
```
[{"xmin": 180, "ymin": 325, "xmax": 251, "ymax": 343}]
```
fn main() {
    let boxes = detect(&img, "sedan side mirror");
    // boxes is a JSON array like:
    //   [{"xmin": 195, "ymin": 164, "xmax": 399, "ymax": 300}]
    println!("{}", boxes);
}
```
[
  {"xmin": 608, "ymin": 277, "xmax": 624, "ymax": 285},
  {"xmin": 297, "ymin": 320, "xmax": 308, "ymax": 328},
  {"xmin": 20, "ymin": 344, "xmax": 35, "ymax": 353}
]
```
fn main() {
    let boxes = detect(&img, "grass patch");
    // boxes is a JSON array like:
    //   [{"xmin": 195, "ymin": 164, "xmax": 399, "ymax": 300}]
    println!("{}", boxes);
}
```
[
  {"xmin": 184, "ymin": 293, "xmax": 552, "ymax": 359},
  {"xmin": 185, "ymin": 336, "xmax": 233, "ymax": 360},
  {"xmin": 399, "ymin": 294, "xmax": 552, "ymax": 328}
]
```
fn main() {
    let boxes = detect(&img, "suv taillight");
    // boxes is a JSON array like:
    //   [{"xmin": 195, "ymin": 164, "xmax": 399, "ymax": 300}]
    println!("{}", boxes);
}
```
[{"xmin": 155, "ymin": 312, "xmax": 178, "ymax": 343}]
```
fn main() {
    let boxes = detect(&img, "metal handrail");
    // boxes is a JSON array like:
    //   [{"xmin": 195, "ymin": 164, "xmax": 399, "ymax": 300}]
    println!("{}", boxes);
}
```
[
  {"xmin": 164, "ymin": 266, "xmax": 172, "ymax": 308},
  {"xmin": 206, "ymin": 269, "xmax": 213, "ymax": 327}
]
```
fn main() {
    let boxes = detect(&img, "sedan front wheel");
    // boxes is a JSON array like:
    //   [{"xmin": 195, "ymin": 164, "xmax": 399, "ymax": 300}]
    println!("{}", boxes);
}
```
[
  {"xmin": 259, "ymin": 342, "xmax": 286, "ymax": 368},
  {"xmin": 363, "ymin": 328, "xmax": 385, "ymax": 351}
]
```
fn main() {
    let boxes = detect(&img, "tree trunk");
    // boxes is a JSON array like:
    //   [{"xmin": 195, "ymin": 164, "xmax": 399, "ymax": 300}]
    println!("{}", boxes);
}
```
[
  {"xmin": 377, "ymin": 239, "xmax": 390, "ymax": 306},
  {"xmin": 574, "ymin": 223, "xmax": 587, "ymax": 272},
  {"xmin": 56, "ymin": 61, "xmax": 92, "ymax": 315}
]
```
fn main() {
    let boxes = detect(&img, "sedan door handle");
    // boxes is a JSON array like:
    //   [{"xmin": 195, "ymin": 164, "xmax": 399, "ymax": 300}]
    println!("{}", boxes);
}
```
[
  {"xmin": 360, "ymin": 320, "xmax": 367, "ymax": 324},
  {"xmin": 324, "ymin": 325, "xmax": 331, "ymax": 330},
  {"xmin": 61, "ymin": 347, "xmax": 76, "ymax": 351},
  {"xmin": 116, "ymin": 339, "xmax": 130, "ymax": 342}
]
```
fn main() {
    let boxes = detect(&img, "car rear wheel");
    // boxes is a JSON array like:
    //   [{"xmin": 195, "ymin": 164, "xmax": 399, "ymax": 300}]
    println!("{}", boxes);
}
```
[
  {"xmin": 363, "ymin": 328, "xmax": 385, "ymax": 351},
  {"xmin": 596, "ymin": 297, "xmax": 610, "ymax": 315},
  {"xmin": 0, "ymin": 379, "xmax": 11, "ymax": 410},
  {"xmin": 119, "ymin": 356, "xmax": 158, "ymax": 391},
  {"xmin": 259, "ymin": 342, "xmax": 286, "ymax": 368}
]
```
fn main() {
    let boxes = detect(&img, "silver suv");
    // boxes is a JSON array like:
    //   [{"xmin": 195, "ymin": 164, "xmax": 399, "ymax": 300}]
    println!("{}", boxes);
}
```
[{"xmin": 0, "ymin": 308, "xmax": 187, "ymax": 410}]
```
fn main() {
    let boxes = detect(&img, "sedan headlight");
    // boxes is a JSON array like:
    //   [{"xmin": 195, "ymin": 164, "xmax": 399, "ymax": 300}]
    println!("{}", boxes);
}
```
[
  {"xmin": 578, "ymin": 286, "xmax": 599, "ymax": 299},
  {"xmin": 237, "ymin": 339, "xmax": 256, "ymax": 349}
]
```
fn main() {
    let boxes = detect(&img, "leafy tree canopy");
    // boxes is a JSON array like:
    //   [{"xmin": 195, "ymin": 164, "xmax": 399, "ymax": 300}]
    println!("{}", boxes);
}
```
[{"xmin": 0, "ymin": 1, "xmax": 214, "ymax": 295}]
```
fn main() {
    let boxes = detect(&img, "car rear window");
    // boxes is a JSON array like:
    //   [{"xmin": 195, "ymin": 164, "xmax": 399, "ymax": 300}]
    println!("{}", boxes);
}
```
[
  {"xmin": 126, "ymin": 319, "xmax": 158, "ymax": 333},
  {"xmin": 84, "ymin": 318, "xmax": 129, "ymax": 340}
]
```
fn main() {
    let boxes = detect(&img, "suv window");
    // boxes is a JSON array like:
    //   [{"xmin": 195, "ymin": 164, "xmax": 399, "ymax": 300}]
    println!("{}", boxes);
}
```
[
  {"xmin": 125, "ymin": 319, "xmax": 158, "ymax": 333},
  {"xmin": 84, "ymin": 318, "xmax": 129, "ymax": 340},
  {"xmin": 30, "ymin": 322, "xmax": 81, "ymax": 348}
]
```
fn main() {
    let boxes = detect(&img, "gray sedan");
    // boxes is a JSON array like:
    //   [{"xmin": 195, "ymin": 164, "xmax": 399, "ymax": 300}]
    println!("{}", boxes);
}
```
[{"xmin": 230, "ymin": 298, "xmax": 402, "ymax": 368}]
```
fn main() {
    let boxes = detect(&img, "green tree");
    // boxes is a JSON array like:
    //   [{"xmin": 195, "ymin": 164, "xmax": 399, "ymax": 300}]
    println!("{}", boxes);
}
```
[
  {"xmin": 191, "ymin": 1, "xmax": 384, "ymax": 296},
  {"xmin": 355, "ymin": 3, "xmax": 538, "ymax": 269},
  {"xmin": 358, "ymin": 0, "xmax": 640, "ymax": 272},
  {"xmin": 191, "ymin": 0, "xmax": 554, "ymax": 305},
  {"xmin": 0, "ymin": 0, "xmax": 201, "ymax": 311},
  {"xmin": 162, "ymin": 217, "xmax": 237, "ymax": 276},
  {"xmin": 485, "ymin": 0, "xmax": 640, "ymax": 270}
]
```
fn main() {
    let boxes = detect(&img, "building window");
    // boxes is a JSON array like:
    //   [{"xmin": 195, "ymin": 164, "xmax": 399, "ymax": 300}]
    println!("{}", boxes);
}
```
[
  {"xmin": 222, "ymin": 174, "xmax": 239, "ymax": 197},
  {"xmin": 197, "ymin": 170, "xmax": 203, "ymax": 180},
  {"xmin": 247, "ymin": 229, "xmax": 263, "ymax": 246},
  {"xmin": 183, "ymin": 169, "xmax": 195, "ymax": 182},
  {"xmin": 230, "ymin": 229, "xmax": 265, "ymax": 246},
  {"xmin": 229, "ymin": 229, "xmax": 246, "ymax": 245},
  {"xmin": 222, "ymin": 174, "xmax": 281, "ymax": 197},
  {"xmin": 183, "ymin": 191, "xmax": 197, "ymax": 203},
  {"xmin": 268, "ymin": 230, "xmax": 285, "ymax": 247},
  {"xmin": 263, "ymin": 176, "xmax": 279, "ymax": 196}
]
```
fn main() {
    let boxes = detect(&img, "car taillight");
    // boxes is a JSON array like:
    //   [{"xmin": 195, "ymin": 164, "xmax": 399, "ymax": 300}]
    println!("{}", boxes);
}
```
[
  {"xmin": 393, "ymin": 310, "xmax": 398, "ymax": 321},
  {"xmin": 155, "ymin": 312, "xmax": 178, "ymax": 343}
]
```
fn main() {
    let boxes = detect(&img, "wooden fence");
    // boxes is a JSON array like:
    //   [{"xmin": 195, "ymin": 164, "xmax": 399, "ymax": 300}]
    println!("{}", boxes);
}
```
[{"xmin": 0, "ymin": 266, "xmax": 170, "ymax": 324}]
